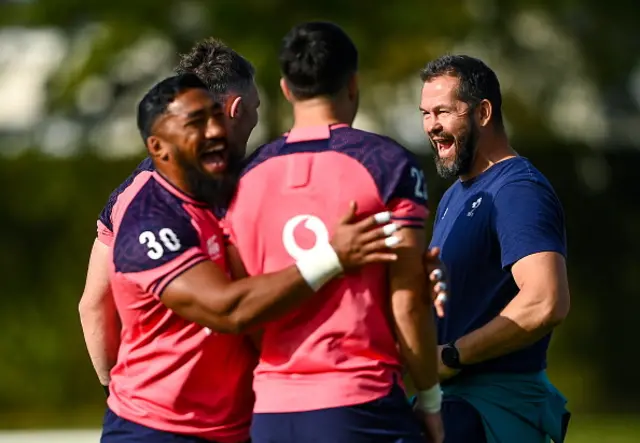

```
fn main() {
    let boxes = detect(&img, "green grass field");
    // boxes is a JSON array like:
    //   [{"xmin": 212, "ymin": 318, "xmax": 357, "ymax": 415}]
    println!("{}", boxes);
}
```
[{"xmin": 565, "ymin": 415, "xmax": 640, "ymax": 442}]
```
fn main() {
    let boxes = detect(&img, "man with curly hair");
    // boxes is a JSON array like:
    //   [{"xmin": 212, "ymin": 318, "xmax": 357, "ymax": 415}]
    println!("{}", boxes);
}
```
[{"xmin": 175, "ymin": 38, "xmax": 261, "ymax": 159}]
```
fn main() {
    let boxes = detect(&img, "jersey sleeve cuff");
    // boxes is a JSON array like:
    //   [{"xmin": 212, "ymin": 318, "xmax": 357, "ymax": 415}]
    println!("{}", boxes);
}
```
[
  {"xmin": 387, "ymin": 197, "xmax": 429, "ymax": 229},
  {"xmin": 501, "ymin": 245, "xmax": 567, "ymax": 270},
  {"xmin": 97, "ymin": 220, "xmax": 114, "ymax": 247},
  {"xmin": 153, "ymin": 254, "xmax": 209, "ymax": 298},
  {"xmin": 120, "ymin": 247, "xmax": 209, "ymax": 299}
]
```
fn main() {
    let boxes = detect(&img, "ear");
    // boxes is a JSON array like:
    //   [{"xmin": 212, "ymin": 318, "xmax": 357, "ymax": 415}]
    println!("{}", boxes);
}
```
[
  {"xmin": 477, "ymin": 99, "xmax": 492, "ymax": 128},
  {"xmin": 280, "ymin": 78, "xmax": 293, "ymax": 103},
  {"xmin": 347, "ymin": 73, "xmax": 358, "ymax": 100},
  {"xmin": 146, "ymin": 136, "xmax": 169, "ymax": 161},
  {"xmin": 226, "ymin": 96, "xmax": 243, "ymax": 119}
]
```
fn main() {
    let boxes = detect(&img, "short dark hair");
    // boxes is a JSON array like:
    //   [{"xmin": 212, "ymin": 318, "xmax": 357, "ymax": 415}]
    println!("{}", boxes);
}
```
[
  {"xmin": 420, "ymin": 55, "xmax": 504, "ymax": 128},
  {"xmin": 175, "ymin": 37, "xmax": 255, "ymax": 98},
  {"xmin": 279, "ymin": 21, "xmax": 358, "ymax": 100},
  {"xmin": 137, "ymin": 73, "xmax": 208, "ymax": 144}
]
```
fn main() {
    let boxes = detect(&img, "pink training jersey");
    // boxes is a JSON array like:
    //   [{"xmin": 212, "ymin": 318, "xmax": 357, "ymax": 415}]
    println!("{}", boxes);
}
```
[
  {"xmin": 106, "ymin": 170, "xmax": 255, "ymax": 442},
  {"xmin": 224, "ymin": 123, "xmax": 429, "ymax": 413}
]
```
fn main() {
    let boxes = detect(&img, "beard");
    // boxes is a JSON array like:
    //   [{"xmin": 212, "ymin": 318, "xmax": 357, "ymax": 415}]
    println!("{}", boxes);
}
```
[
  {"xmin": 432, "ymin": 116, "xmax": 479, "ymax": 180},
  {"xmin": 177, "ymin": 150, "xmax": 243, "ymax": 211}
]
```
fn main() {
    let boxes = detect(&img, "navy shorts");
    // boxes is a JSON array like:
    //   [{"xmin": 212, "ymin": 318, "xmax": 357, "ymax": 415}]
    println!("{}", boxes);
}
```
[
  {"xmin": 441, "ymin": 397, "xmax": 487, "ymax": 443},
  {"xmin": 101, "ymin": 408, "xmax": 248, "ymax": 443},
  {"xmin": 251, "ymin": 384, "xmax": 424, "ymax": 443}
]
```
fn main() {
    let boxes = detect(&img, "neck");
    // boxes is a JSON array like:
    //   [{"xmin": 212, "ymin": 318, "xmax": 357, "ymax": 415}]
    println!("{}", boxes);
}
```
[
  {"xmin": 290, "ymin": 97, "xmax": 351, "ymax": 129},
  {"xmin": 460, "ymin": 129, "xmax": 516, "ymax": 181},
  {"xmin": 156, "ymin": 163, "xmax": 195, "ymax": 197},
  {"xmin": 156, "ymin": 159, "xmax": 240, "ymax": 209}
]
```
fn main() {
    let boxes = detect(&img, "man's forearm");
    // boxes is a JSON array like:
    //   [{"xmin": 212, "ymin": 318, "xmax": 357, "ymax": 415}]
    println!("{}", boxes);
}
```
[
  {"xmin": 216, "ymin": 266, "xmax": 313, "ymax": 332},
  {"xmin": 166, "ymin": 242, "xmax": 349, "ymax": 334},
  {"xmin": 79, "ymin": 299, "xmax": 121, "ymax": 385},
  {"xmin": 394, "ymin": 295, "xmax": 439, "ymax": 390},
  {"xmin": 388, "ymin": 229, "xmax": 439, "ymax": 390},
  {"xmin": 173, "ymin": 263, "xmax": 318, "ymax": 334},
  {"xmin": 456, "ymin": 288, "xmax": 560, "ymax": 365},
  {"xmin": 79, "ymin": 238, "xmax": 120, "ymax": 385}
]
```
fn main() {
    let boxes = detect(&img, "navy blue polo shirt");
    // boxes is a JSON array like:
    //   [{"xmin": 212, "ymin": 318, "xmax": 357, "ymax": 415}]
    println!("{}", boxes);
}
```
[{"xmin": 430, "ymin": 157, "xmax": 566, "ymax": 373}]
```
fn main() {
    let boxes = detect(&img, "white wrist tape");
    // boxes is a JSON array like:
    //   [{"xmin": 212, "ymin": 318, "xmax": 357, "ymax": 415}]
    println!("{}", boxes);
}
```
[
  {"xmin": 416, "ymin": 384, "xmax": 442, "ymax": 413},
  {"xmin": 295, "ymin": 242, "xmax": 344, "ymax": 292}
]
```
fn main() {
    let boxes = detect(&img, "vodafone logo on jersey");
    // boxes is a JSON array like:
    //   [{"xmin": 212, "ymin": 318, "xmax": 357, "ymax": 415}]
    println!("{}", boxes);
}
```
[
  {"xmin": 281, "ymin": 215, "xmax": 329, "ymax": 260},
  {"xmin": 206, "ymin": 235, "xmax": 221, "ymax": 260}
]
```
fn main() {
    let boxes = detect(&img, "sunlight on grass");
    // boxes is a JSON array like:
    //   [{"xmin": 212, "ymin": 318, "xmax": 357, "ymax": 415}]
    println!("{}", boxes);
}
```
[{"xmin": 566, "ymin": 415, "xmax": 640, "ymax": 443}]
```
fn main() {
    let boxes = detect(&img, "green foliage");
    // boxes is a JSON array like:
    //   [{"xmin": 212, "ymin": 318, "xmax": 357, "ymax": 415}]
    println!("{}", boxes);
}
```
[
  {"xmin": 3, "ymin": 0, "xmax": 639, "ymax": 144},
  {"xmin": 0, "ymin": 154, "xmax": 143, "ymax": 418}
]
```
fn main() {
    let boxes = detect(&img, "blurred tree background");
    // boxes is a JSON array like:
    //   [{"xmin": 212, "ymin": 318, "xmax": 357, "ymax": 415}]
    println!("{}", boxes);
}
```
[{"xmin": 0, "ymin": 0, "xmax": 639, "ymax": 440}]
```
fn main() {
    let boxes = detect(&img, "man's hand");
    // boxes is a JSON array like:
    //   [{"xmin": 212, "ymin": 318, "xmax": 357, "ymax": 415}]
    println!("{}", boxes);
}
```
[
  {"xmin": 423, "ymin": 247, "xmax": 448, "ymax": 318},
  {"xmin": 437, "ymin": 344, "xmax": 460, "ymax": 382},
  {"xmin": 330, "ymin": 201, "xmax": 402, "ymax": 270},
  {"xmin": 414, "ymin": 409, "xmax": 445, "ymax": 443}
]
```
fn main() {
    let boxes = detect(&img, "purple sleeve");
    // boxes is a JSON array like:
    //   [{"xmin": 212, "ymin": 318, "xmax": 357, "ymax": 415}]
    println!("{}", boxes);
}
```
[
  {"xmin": 97, "ymin": 157, "xmax": 154, "ymax": 237},
  {"xmin": 113, "ymin": 200, "xmax": 206, "ymax": 297},
  {"xmin": 372, "ymin": 143, "xmax": 429, "ymax": 228}
]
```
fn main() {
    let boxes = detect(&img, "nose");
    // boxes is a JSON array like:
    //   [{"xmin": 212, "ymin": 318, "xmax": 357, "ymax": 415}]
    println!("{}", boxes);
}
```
[
  {"xmin": 423, "ymin": 117, "xmax": 443, "ymax": 137},
  {"xmin": 205, "ymin": 116, "xmax": 226, "ymax": 139}
]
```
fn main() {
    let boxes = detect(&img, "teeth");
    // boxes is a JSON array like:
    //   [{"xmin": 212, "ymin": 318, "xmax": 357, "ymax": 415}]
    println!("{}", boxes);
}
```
[{"xmin": 202, "ymin": 145, "xmax": 225, "ymax": 154}]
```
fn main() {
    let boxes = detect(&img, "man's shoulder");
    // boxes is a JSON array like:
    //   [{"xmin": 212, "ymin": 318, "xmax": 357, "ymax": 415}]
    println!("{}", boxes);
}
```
[
  {"xmin": 492, "ymin": 157, "xmax": 553, "ymax": 188},
  {"xmin": 113, "ymin": 178, "xmax": 201, "ymax": 273},
  {"xmin": 99, "ymin": 157, "xmax": 155, "ymax": 231},
  {"xmin": 111, "ymin": 157, "xmax": 156, "ymax": 200},
  {"xmin": 333, "ymin": 127, "xmax": 417, "ymax": 159},
  {"xmin": 118, "ymin": 178, "xmax": 192, "ymax": 231},
  {"xmin": 240, "ymin": 137, "xmax": 287, "ymax": 178},
  {"xmin": 329, "ymin": 128, "xmax": 431, "ymax": 207},
  {"xmin": 241, "ymin": 129, "xmax": 419, "ymax": 175},
  {"xmin": 329, "ymin": 128, "xmax": 425, "ymax": 193}
]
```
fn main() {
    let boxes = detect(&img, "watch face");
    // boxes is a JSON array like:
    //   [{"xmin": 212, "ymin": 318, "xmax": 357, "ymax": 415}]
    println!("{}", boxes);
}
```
[{"xmin": 442, "ymin": 345, "xmax": 460, "ymax": 368}]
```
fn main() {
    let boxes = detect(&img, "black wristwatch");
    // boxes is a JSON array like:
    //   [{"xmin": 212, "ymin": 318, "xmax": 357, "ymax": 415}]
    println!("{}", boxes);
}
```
[{"xmin": 441, "ymin": 341, "xmax": 464, "ymax": 369}]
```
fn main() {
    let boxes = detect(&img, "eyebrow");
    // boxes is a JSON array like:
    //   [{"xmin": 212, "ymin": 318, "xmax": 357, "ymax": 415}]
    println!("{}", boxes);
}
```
[
  {"xmin": 185, "ymin": 102, "xmax": 222, "ymax": 119},
  {"xmin": 419, "ymin": 104, "xmax": 452, "ymax": 113}
]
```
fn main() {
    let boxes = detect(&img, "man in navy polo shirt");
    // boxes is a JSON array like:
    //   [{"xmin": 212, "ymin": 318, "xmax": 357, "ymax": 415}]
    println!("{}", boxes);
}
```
[{"xmin": 419, "ymin": 54, "xmax": 571, "ymax": 443}]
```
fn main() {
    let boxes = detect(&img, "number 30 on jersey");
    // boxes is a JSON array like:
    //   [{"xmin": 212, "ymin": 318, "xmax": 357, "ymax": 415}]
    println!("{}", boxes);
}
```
[{"xmin": 139, "ymin": 228, "xmax": 182, "ymax": 260}]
